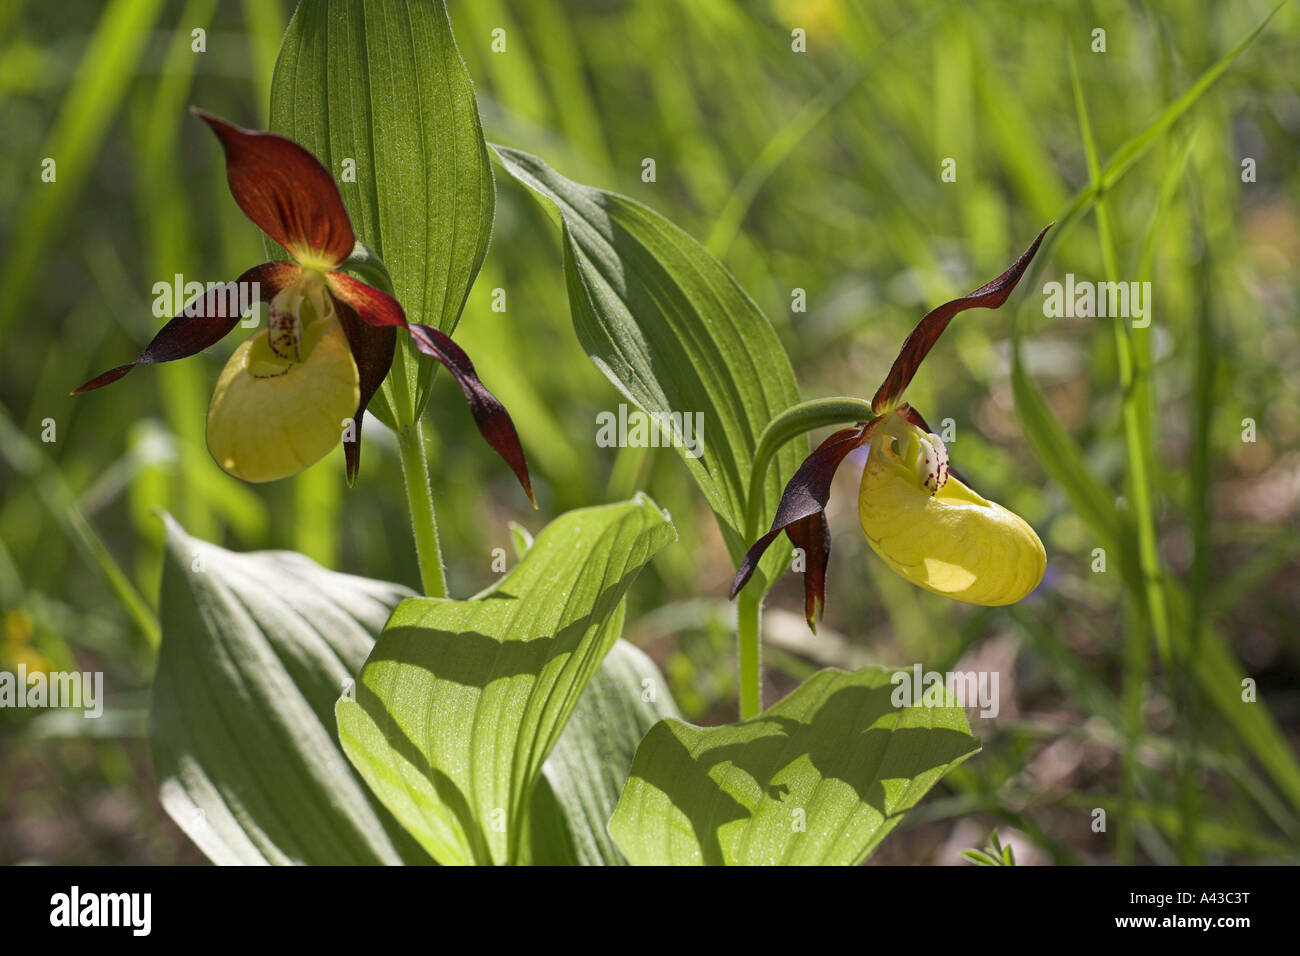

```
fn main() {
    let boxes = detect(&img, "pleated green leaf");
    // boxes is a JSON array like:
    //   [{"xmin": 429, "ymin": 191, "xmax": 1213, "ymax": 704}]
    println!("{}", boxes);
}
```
[
  {"xmin": 609, "ymin": 666, "xmax": 979, "ymax": 865},
  {"xmin": 492, "ymin": 146, "xmax": 804, "ymax": 594},
  {"xmin": 150, "ymin": 516, "xmax": 430, "ymax": 865},
  {"xmin": 269, "ymin": 0, "xmax": 494, "ymax": 426},
  {"xmin": 531, "ymin": 638, "xmax": 682, "ymax": 865},
  {"xmin": 337, "ymin": 496, "xmax": 676, "ymax": 865}
]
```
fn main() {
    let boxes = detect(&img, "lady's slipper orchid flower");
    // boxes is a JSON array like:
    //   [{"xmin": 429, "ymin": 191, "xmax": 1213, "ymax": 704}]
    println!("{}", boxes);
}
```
[
  {"xmin": 731, "ymin": 227, "xmax": 1050, "ymax": 627},
  {"xmin": 74, "ymin": 108, "xmax": 533, "ymax": 503}
]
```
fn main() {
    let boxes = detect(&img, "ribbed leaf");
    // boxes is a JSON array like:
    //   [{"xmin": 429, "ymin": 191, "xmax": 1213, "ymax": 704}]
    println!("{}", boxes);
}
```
[
  {"xmin": 337, "ymin": 496, "xmax": 676, "ymax": 865},
  {"xmin": 150, "ymin": 517, "xmax": 430, "ymax": 865},
  {"xmin": 269, "ymin": 0, "xmax": 494, "ymax": 425},
  {"xmin": 493, "ymin": 146, "xmax": 804, "ymax": 593},
  {"xmin": 532, "ymin": 639, "xmax": 681, "ymax": 865},
  {"xmin": 609, "ymin": 666, "xmax": 978, "ymax": 865}
]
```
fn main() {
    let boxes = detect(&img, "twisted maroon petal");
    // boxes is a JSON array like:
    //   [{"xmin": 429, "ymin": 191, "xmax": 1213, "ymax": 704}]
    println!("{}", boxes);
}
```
[
  {"xmin": 326, "ymin": 271, "xmax": 405, "ymax": 329},
  {"xmin": 729, "ymin": 420, "xmax": 879, "ymax": 603},
  {"xmin": 72, "ymin": 261, "xmax": 298, "ymax": 394},
  {"xmin": 871, "ymin": 226, "xmax": 1049, "ymax": 412},
  {"xmin": 328, "ymin": 271, "xmax": 535, "ymax": 506},
  {"xmin": 786, "ymin": 511, "xmax": 832, "ymax": 631},
  {"xmin": 407, "ymin": 324, "xmax": 536, "ymax": 508},
  {"xmin": 895, "ymin": 402, "xmax": 934, "ymax": 435}
]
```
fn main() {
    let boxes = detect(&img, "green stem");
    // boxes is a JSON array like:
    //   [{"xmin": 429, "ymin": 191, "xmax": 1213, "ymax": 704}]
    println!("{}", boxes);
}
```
[
  {"xmin": 737, "ymin": 591, "xmax": 762, "ymax": 719},
  {"xmin": 743, "ymin": 397, "xmax": 878, "ymax": 545},
  {"xmin": 343, "ymin": 243, "xmax": 450, "ymax": 599},
  {"xmin": 396, "ymin": 420, "xmax": 448, "ymax": 599},
  {"xmin": 737, "ymin": 396, "xmax": 879, "ymax": 717}
]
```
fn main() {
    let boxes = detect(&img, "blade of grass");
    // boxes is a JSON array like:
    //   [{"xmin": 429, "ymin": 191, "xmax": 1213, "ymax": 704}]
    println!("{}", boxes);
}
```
[
  {"xmin": 1072, "ymin": 49, "xmax": 1174, "ymax": 861},
  {"xmin": 1025, "ymin": 0, "xmax": 1284, "ymax": 293},
  {"xmin": 240, "ymin": 0, "xmax": 285, "ymax": 124},
  {"xmin": 0, "ymin": 404, "xmax": 159, "ymax": 650},
  {"xmin": 704, "ymin": 12, "xmax": 934, "ymax": 259},
  {"xmin": 131, "ymin": 0, "xmax": 220, "ymax": 544},
  {"xmin": 1140, "ymin": 132, "xmax": 1203, "ymax": 863},
  {"xmin": 522, "ymin": 0, "xmax": 611, "ymax": 170},
  {"xmin": 1010, "ymin": 6, "xmax": 1300, "ymax": 824},
  {"xmin": 0, "ymin": 0, "xmax": 168, "ymax": 342}
]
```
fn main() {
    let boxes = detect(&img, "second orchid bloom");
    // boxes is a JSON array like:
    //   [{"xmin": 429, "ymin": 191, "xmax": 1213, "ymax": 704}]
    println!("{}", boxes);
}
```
[
  {"xmin": 732, "ymin": 228, "xmax": 1051, "ymax": 627},
  {"xmin": 75, "ymin": 109, "xmax": 533, "ymax": 504}
]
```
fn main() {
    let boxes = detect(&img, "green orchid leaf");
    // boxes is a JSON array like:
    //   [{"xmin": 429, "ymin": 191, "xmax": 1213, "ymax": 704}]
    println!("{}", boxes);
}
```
[
  {"xmin": 526, "ymin": 776, "xmax": 580, "ymax": 866},
  {"xmin": 608, "ymin": 666, "xmax": 979, "ymax": 865},
  {"xmin": 269, "ymin": 0, "xmax": 494, "ymax": 427},
  {"xmin": 337, "ymin": 496, "xmax": 676, "ymax": 865},
  {"xmin": 492, "ymin": 146, "xmax": 804, "ymax": 595},
  {"xmin": 150, "ymin": 516, "xmax": 431, "ymax": 865},
  {"xmin": 531, "ymin": 638, "xmax": 682, "ymax": 865}
]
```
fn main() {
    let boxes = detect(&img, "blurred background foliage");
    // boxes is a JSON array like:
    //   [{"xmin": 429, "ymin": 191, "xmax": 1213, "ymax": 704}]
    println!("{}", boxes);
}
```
[{"xmin": 1, "ymin": 0, "xmax": 1298, "ymax": 865}]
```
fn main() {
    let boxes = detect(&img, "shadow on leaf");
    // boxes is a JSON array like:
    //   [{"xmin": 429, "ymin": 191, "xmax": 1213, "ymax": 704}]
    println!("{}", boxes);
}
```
[{"xmin": 614, "ymin": 669, "xmax": 979, "ymax": 865}]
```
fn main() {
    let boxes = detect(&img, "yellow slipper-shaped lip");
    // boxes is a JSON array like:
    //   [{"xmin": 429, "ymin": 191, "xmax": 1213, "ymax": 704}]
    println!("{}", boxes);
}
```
[
  {"xmin": 858, "ymin": 424, "xmax": 1045, "ymax": 605},
  {"xmin": 206, "ymin": 316, "xmax": 360, "ymax": 483}
]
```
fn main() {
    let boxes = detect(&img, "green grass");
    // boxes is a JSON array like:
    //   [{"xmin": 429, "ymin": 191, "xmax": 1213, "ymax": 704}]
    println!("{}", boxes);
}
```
[{"xmin": 1, "ymin": 0, "xmax": 1298, "ymax": 864}]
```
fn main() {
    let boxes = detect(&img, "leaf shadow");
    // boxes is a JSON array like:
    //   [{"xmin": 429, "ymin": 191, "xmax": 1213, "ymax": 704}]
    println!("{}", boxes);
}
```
[
  {"xmin": 354, "ymin": 681, "xmax": 493, "ymax": 864},
  {"xmin": 352, "ymin": 591, "xmax": 625, "ymax": 862},
  {"xmin": 633, "ymin": 680, "xmax": 977, "ymax": 864}
]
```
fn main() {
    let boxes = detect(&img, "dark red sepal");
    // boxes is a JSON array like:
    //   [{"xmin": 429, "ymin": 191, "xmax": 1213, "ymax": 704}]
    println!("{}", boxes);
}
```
[
  {"xmin": 871, "ymin": 225, "xmax": 1049, "ymax": 413},
  {"xmin": 192, "ymin": 108, "xmax": 356, "ymax": 269},
  {"xmin": 729, "ymin": 419, "xmax": 879, "ymax": 603},
  {"xmin": 72, "ymin": 261, "xmax": 297, "ymax": 394}
]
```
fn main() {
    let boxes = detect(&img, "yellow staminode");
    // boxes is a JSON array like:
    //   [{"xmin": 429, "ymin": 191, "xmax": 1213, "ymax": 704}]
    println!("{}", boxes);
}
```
[
  {"xmin": 857, "ymin": 414, "xmax": 1045, "ymax": 605},
  {"xmin": 206, "ymin": 290, "xmax": 359, "ymax": 483}
]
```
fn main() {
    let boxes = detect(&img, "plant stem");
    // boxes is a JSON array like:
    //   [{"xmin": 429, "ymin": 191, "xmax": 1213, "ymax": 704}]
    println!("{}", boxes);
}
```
[
  {"xmin": 736, "ymin": 396, "xmax": 879, "ymax": 718},
  {"xmin": 353, "ymin": 248, "xmax": 450, "ymax": 601},
  {"xmin": 743, "ymin": 397, "xmax": 878, "ymax": 543},
  {"xmin": 737, "ymin": 591, "xmax": 762, "ymax": 719},
  {"xmin": 396, "ymin": 420, "xmax": 448, "ymax": 599}
]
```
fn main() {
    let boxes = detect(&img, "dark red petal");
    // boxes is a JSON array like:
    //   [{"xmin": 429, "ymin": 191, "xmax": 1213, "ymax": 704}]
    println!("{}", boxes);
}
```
[
  {"xmin": 729, "ymin": 420, "xmax": 879, "ymax": 601},
  {"xmin": 72, "ymin": 261, "xmax": 298, "ymax": 394},
  {"xmin": 872, "ymin": 225, "xmax": 1049, "ymax": 413},
  {"xmin": 326, "ymin": 271, "xmax": 407, "ymax": 329},
  {"xmin": 192, "ymin": 108, "xmax": 355, "ymax": 269},
  {"xmin": 328, "ymin": 271, "xmax": 535, "ymax": 506},
  {"xmin": 334, "ymin": 298, "xmax": 397, "ymax": 486},
  {"xmin": 785, "ymin": 511, "xmax": 832, "ymax": 631},
  {"xmin": 408, "ymin": 324, "xmax": 536, "ymax": 508}
]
